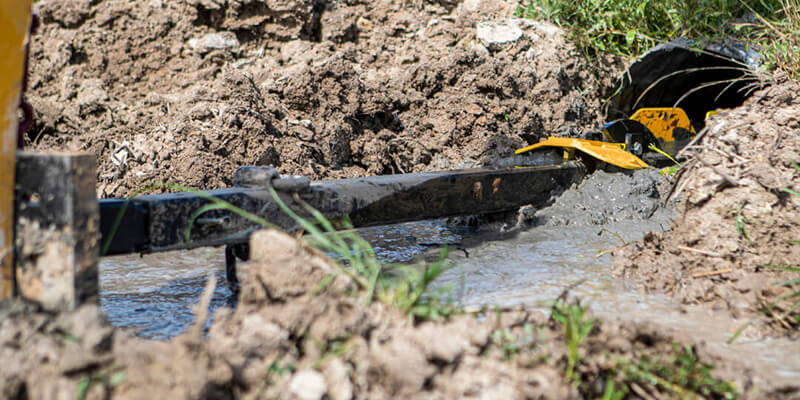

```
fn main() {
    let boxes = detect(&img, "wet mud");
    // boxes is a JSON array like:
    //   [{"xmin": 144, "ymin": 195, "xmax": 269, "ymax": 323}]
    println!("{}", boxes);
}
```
[{"xmin": 3, "ymin": 229, "xmax": 796, "ymax": 399}]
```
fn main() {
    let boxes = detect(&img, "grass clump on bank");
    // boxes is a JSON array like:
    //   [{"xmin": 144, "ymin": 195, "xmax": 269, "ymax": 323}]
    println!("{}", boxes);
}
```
[
  {"xmin": 515, "ymin": 0, "xmax": 799, "ymax": 77},
  {"xmin": 612, "ymin": 345, "xmax": 739, "ymax": 399},
  {"xmin": 266, "ymin": 186, "xmax": 461, "ymax": 323},
  {"xmin": 547, "ymin": 300, "xmax": 738, "ymax": 399}
]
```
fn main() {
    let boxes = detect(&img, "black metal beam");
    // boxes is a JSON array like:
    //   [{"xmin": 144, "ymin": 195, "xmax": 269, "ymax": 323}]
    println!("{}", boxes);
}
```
[{"xmin": 100, "ymin": 163, "xmax": 584, "ymax": 256}]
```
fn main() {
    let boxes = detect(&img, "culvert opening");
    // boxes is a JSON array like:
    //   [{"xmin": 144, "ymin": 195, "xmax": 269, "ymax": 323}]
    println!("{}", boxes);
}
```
[{"xmin": 608, "ymin": 39, "xmax": 762, "ymax": 131}]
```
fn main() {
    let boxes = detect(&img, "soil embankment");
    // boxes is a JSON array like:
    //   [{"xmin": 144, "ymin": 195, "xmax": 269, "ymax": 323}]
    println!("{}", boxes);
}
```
[
  {"xmin": 615, "ymin": 73, "xmax": 800, "ymax": 339},
  {"xmin": 28, "ymin": 0, "xmax": 620, "ymax": 198},
  {"xmin": 1, "ymin": 230, "xmax": 785, "ymax": 399}
]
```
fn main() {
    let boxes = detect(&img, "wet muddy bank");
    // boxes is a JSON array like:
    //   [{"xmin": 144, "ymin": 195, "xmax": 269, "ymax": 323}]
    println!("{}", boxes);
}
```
[
  {"xmin": 4, "ymin": 229, "xmax": 797, "ymax": 399},
  {"xmin": 615, "ymin": 74, "xmax": 800, "ymax": 340}
]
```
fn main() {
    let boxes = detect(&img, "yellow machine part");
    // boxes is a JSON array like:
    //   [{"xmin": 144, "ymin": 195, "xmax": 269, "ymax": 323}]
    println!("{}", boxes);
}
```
[
  {"xmin": 515, "ymin": 137, "xmax": 650, "ymax": 170},
  {"xmin": 0, "ymin": 0, "xmax": 33, "ymax": 297},
  {"xmin": 629, "ymin": 107, "xmax": 695, "ymax": 142}
]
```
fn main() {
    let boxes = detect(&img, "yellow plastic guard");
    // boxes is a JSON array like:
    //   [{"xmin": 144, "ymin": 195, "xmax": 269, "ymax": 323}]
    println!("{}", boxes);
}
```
[
  {"xmin": 516, "ymin": 137, "xmax": 650, "ymax": 170},
  {"xmin": 630, "ymin": 107, "xmax": 694, "ymax": 142},
  {"xmin": 1, "ymin": 0, "xmax": 32, "ymax": 297}
]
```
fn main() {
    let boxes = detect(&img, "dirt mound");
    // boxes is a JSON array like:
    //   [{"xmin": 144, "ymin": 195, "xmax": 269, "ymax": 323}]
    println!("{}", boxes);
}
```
[
  {"xmin": 614, "ymin": 73, "xmax": 800, "ymax": 338},
  {"xmin": 28, "ymin": 0, "xmax": 622, "ymax": 197},
  {"xmin": 6, "ymin": 229, "xmax": 793, "ymax": 399}
]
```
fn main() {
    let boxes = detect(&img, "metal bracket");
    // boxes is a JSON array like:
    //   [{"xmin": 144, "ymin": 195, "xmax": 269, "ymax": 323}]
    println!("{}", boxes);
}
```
[{"xmin": 14, "ymin": 151, "xmax": 99, "ymax": 310}]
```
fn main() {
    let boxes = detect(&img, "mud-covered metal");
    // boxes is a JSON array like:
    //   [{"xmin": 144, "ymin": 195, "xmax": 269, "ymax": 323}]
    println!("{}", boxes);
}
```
[
  {"xmin": 14, "ymin": 152, "xmax": 99, "ymax": 309},
  {"xmin": 100, "ymin": 163, "xmax": 584, "ymax": 255}
]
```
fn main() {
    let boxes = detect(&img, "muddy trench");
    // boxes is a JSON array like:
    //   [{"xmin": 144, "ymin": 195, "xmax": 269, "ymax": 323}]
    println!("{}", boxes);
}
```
[{"xmin": 5, "ymin": 0, "xmax": 800, "ymax": 398}]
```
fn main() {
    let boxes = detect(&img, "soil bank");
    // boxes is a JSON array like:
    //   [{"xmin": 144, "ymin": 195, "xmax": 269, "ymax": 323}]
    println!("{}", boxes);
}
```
[{"xmin": 28, "ymin": 0, "xmax": 620, "ymax": 198}]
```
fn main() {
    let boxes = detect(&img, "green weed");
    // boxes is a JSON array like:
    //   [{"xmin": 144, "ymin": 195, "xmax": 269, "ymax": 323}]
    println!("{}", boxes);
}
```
[
  {"xmin": 747, "ymin": 0, "xmax": 800, "ymax": 79},
  {"xmin": 313, "ymin": 336, "xmax": 353, "ymax": 368},
  {"xmin": 491, "ymin": 322, "xmax": 536, "ymax": 360},
  {"xmin": 515, "ymin": 0, "xmax": 800, "ymax": 81},
  {"xmin": 268, "ymin": 360, "xmax": 296, "ymax": 376},
  {"xmin": 77, "ymin": 371, "xmax": 127, "ymax": 400},
  {"xmin": 515, "ymin": 0, "xmax": 785, "ymax": 59},
  {"xmin": 265, "ymin": 185, "xmax": 460, "ymax": 322},
  {"xmin": 647, "ymin": 142, "xmax": 682, "ymax": 176},
  {"xmin": 601, "ymin": 379, "xmax": 625, "ymax": 400},
  {"xmin": 618, "ymin": 345, "xmax": 738, "ymax": 399},
  {"xmin": 551, "ymin": 300, "xmax": 595, "ymax": 383},
  {"xmin": 101, "ymin": 182, "xmax": 278, "ymax": 255},
  {"xmin": 734, "ymin": 201, "xmax": 754, "ymax": 245}
]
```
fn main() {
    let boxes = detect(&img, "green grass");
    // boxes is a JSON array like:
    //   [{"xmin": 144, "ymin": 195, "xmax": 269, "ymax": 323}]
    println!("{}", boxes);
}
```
[
  {"xmin": 77, "ymin": 371, "xmax": 126, "ymax": 400},
  {"xmin": 648, "ymin": 142, "xmax": 682, "ymax": 176},
  {"xmin": 491, "ymin": 322, "xmax": 536, "ymax": 360},
  {"xmin": 551, "ymin": 300, "xmax": 595, "ymax": 383},
  {"xmin": 616, "ymin": 345, "xmax": 739, "ymax": 399},
  {"xmin": 265, "ymin": 185, "xmax": 460, "ymax": 322},
  {"xmin": 515, "ymin": 0, "xmax": 799, "ymax": 77},
  {"xmin": 532, "ymin": 299, "xmax": 737, "ymax": 397},
  {"xmin": 734, "ymin": 201, "xmax": 755, "ymax": 245}
]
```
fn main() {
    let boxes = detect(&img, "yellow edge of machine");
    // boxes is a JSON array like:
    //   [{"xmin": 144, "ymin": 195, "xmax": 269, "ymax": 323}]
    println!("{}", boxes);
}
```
[
  {"xmin": 516, "ymin": 138, "xmax": 650, "ymax": 169},
  {"xmin": 515, "ymin": 107, "xmax": 697, "ymax": 170},
  {"xmin": 1, "ymin": 1, "xmax": 33, "ymax": 297}
]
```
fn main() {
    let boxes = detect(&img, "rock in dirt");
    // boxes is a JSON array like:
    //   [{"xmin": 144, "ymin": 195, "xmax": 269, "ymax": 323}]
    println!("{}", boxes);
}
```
[
  {"xmin": 188, "ymin": 32, "xmax": 240, "ymax": 53},
  {"xmin": 476, "ymin": 19, "xmax": 523, "ymax": 45},
  {"xmin": 289, "ymin": 369, "xmax": 328, "ymax": 400}
]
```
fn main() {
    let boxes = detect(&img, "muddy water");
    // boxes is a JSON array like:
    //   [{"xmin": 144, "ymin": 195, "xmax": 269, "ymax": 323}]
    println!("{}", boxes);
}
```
[
  {"xmin": 436, "ymin": 220, "xmax": 800, "ymax": 386},
  {"xmin": 99, "ymin": 221, "xmax": 460, "ymax": 340},
  {"xmin": 99, "ymin": 210, "xmax": 800, "ymax": 384},
  {"xmin": 99, "ymin": 248, "xmax": 235, "ymax": 340}
]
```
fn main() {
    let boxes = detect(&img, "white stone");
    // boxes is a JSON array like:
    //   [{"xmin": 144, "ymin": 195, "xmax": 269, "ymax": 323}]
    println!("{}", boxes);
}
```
[
  {"xmin": 188, "ymin": 32, "xmax": 240, "ymax": 53},
  {"xmin": 462, "ymin": 0, "xmax": 483, "ymax": 12},
  {"xmin": 289, "ymin": 370, "xmax": 328, "ymax": 400},
  {"xmin": 476, "ymin": 19, "xmax": 523, "ymax": 45}
]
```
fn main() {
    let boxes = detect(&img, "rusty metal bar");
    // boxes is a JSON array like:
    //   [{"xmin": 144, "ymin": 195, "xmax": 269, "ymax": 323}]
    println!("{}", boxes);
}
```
[{"xmin": 100, "ymin": 163, "xmax": 584, "ymax": 256}]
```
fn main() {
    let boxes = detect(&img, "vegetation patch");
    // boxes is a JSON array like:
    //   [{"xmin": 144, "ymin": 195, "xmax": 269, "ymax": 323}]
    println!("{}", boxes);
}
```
[{"xmin": 516, "ymin": 0, "xmax": 800, "ymax": 77}]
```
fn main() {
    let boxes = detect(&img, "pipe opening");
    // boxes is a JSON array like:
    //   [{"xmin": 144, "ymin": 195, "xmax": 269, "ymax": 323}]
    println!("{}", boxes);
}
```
[{"xmin": 608, "ymin": 39, "xmax": 762, "ymax": 131}]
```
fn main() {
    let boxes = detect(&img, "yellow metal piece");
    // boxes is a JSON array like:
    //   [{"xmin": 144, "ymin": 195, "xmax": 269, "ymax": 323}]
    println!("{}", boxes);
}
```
[
  {"xmin": 630, "ymin": 107, "xmax": 695, "ymax": 142},
  {"xmin": 516, "ymin": 137, "xmax": 650, "ymax": 170},
  {"xmin": 1, "ymin": 0, "xmax": 33, "ymax": 297}
]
